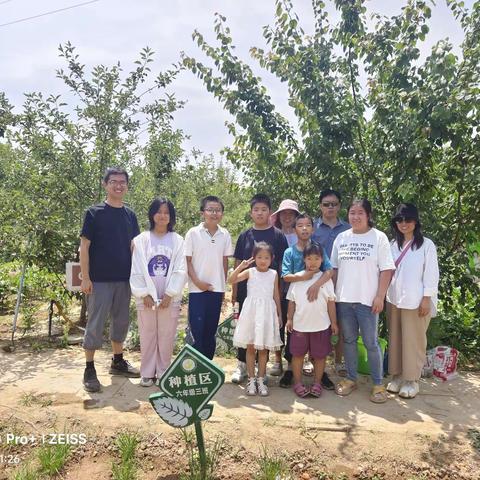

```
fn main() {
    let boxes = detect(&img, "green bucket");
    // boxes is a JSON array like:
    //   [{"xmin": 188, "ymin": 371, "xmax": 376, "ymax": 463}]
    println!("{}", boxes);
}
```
[{"xmin": 357, "ymin": 337, "xmax": 388, "ymax": 375}]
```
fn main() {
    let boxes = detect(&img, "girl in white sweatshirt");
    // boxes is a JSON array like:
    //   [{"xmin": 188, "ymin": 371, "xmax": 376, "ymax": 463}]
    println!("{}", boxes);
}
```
[{"xmin": 130, "ymin": 198, "xmax": 186, "ymax": 386}]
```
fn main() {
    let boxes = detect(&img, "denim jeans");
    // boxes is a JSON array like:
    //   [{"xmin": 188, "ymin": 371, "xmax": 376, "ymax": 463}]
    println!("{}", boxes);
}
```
[
  {"xmin": 337, "ymin": 302, "xmax": 383, "ymax": 385},
  {"xmin": 188, "ymin": 291, "xmax": 223, "ymax": 360}
]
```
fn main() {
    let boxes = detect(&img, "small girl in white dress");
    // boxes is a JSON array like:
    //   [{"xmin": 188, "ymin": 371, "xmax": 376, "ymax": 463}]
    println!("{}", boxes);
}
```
[{"xmin": 229, "ymin": 241, "xmax": 282, "ymax": 396}]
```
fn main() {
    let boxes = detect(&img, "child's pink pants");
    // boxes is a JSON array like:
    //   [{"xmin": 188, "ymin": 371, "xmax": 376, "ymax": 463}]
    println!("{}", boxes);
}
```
[{"xmin": 137, "ymin": 304, "xmax": 180, "ymax": 379}]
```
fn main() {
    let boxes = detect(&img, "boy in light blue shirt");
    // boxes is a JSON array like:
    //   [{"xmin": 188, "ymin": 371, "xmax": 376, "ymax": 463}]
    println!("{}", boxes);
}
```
[{"xmin": 280, "ymin": 213, "xmax": 334, "ymax": 389}]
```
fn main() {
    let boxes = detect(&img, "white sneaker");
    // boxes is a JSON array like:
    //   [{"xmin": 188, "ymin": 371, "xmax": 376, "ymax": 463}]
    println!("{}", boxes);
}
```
[
  {"xmin": 231, "ymin": 361, "xmax": 247, "ymax": 384},
  {"xmin": 245, "ymin": 377, "xmax": 257, "ymax": 396},
  {"xmin": 399, "ymin": 381, "xmax": 419, "ymax": 399},
  {"xmin": 387, "ymin": 375, "xmax": 403, "ymax": 393},
  {"xmin": 269, "ymin": 362, "xmax": 283, "ymax": 376},
  {"xmin": 302, "ymin": 360, "xmax": 314, "ymax": 376},
  {"xmin": 257, "ymin": 377, "xmax": 269, "ymax": 397},
  {"xmin": 255, "ymin": 366, "xmax": 269, "ymax": 385},
  {"xmin": 139, "ymin": 377, "xmax": 154, "ymax": 387}
]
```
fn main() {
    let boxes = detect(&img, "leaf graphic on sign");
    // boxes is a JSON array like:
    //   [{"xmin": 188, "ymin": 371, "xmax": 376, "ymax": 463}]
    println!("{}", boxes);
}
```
[
  {"xmin": 151, "ymin": 396, "xmax": 193, "ymax": 427},
  {"xmin": 198, "ymin": 406, "xmax": 212, "ymax": 421}
]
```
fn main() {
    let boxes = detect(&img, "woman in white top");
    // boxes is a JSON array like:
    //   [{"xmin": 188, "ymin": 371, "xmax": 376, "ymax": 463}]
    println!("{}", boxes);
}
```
[
  {"xmin": 130, "ymin": 198, "xmax": 187, "ymax": 387},
  {"xmin": 331, "ymin": 199, "xmax": 395, "ymax": 403},
  {"xmin": 386, "ymin": 203, "xmax": 439, "ymax": 399},
  {"xmin": 269, "ymin": 199, "xmax": 300, "ymax": 376}
]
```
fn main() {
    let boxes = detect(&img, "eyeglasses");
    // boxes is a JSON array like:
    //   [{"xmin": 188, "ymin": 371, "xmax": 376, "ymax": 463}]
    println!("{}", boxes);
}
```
[
  {"xmin": 108, "ymin": 180, "xmax": 127, "ymax": 187},
  {"xmin": 204, "ymin": 209, "xmax": 222, "ymax": 214},
  {"xmin": 321, "ymin": 202, "xmax": 339, "ymax": 208},
  {"xmin": 394, "ymin": 216, "xmax": 415, "ymax": 224}
]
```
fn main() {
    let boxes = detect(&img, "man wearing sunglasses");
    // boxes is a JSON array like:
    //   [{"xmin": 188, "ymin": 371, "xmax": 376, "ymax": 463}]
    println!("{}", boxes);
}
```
[
  {"xmin": 312, "ymin": 189, "xmax": 351, "ymax": 378},
  {"xmin": 312, "ymin": 189, "xmax": 351, "ymax": 257}
]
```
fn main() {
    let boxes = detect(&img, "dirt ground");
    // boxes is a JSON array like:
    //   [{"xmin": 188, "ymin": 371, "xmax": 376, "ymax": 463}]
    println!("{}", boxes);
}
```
[{"xmin": 0, "ymin": 337, "xmax": 479, "ymax": 479}]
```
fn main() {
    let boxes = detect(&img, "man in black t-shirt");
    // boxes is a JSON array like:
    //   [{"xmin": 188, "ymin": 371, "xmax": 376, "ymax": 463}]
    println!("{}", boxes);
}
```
[{"xmin": 80, "ymin": 167, "xmax": 140, "ymax": 392}]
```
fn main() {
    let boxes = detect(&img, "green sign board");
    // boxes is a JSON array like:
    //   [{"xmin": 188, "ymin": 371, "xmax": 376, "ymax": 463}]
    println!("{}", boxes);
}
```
[
  {"xmin": 149, "ymin": 344, "xmax": 225, "ymax": 428},
  {"xmin": 216, "ymin": 314, "xmax": 236, "ymax": 353}
]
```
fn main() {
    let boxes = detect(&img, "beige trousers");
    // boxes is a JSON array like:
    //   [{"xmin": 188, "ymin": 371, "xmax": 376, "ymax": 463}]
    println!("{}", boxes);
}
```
[{"xmin": 387, "ymin": 303, "xmax": 431, "ymax": 381}]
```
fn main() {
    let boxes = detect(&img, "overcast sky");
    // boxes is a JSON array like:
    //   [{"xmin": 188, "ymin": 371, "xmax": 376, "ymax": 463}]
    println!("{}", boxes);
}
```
[{"xmin": 0, "ymin": 0, "xmax": 473, "ymax": 158}]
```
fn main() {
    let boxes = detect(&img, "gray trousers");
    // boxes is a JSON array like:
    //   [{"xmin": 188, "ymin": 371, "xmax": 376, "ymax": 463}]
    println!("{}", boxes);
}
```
[{"xmin": 83, "ymin": 281, "xmax": 131, "ymax": 351}]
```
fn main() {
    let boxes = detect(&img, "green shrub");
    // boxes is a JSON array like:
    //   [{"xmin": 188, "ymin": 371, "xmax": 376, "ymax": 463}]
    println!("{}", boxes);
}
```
[
  {"xmin": 0, "ymin": 263, "xmax": 19, "ymax": 311},
  {"xmin": 429, "ymin": 286, "xmax": 479, "ymax": 361},
  {"xmin": 0, "ymin": 261, "xmax": 71, "ymax": 308}
]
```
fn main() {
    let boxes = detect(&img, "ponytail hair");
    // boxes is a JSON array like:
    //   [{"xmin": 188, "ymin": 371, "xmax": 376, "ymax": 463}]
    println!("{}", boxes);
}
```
[{"xmin": 252, "ymin": 241, "xmax": 274, "ymax": 259}]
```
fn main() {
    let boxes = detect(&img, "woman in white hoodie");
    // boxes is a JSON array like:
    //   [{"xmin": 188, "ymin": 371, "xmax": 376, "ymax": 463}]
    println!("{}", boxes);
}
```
[
  {"xmin": 386, "ymin": 203, "xmax": 439, "ymax": 399},
  {"xmin": 130, "ymin": 198, "xmax": 187, "ymax": 387}
]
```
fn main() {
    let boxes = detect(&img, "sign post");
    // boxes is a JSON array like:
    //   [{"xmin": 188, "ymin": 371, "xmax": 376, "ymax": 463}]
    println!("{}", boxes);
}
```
[
  {"xmin": 149, "ymin": 344, "xmax": 225, "ymax": 478},
  {"xmin": 194, "ymin": 418, "xmax": 207, "ymax": 478}
]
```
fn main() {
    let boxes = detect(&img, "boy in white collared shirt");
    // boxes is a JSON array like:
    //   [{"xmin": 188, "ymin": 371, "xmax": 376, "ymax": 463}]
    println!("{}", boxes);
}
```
[{"xmin": 184, "ymin": 196, "xmax": 234, "ymax": 359}]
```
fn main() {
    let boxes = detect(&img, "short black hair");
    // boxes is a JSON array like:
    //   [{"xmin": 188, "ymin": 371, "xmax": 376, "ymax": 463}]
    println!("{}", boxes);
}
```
[
  {"xmin": 200, "ymin": 195, "xmax": 224, "ymax": 212},
  {"xmin": 295, "ymin": 213, "xmax": 314, "ymax": 226},
  {"xmin": 250, "ymin": 193, "xmax": 271, "ymax": 210},
  {"xmin": 103, "ymin": 167, "xmax": 129, "ymax": 184},
  {"xmin": 148, "ymin": 197, "xmax": 176, "ymax": 232},
  {"xmin": 252, "ymin": 241, "xmax": 274, "ymax": 258},
  {"xmin": 348, "ymin": 198, "xmax": 374, "ymax": 227},
  {"xmin": 303, "ymin": 243, "xmax": 324, "ymax": 259},
  {"xmin": 320, "ymin": 189, "xmax": 342, "ymax": 203}
]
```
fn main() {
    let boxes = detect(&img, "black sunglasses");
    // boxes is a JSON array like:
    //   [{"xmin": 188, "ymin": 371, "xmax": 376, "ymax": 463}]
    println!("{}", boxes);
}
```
[
  {"xmin": 394, "ymin": 216, "xmax": 415, "ymax": 223},
  {"xmin": 321, "ymin": 202, "xmax": 339, "ymax": 208}
]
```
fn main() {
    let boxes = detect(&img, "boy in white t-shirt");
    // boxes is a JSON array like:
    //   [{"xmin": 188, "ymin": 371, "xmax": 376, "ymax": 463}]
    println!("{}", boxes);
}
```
[
  {"xmin": 286, "ymin": 244, "xmax": 338, "ymax": 398},
  {"xmin": 184, "ymin": 196, "xmax": 234, "ymax": 359}
]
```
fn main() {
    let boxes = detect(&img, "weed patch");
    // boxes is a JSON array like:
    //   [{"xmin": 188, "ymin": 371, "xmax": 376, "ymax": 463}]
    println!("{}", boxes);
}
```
[
  {"xmin": 180, "ymin": 428, "xmax": 222, "ymax": 480},
  {"xmin": 9, "ymin": 463, "xmax": 37, "ymax": 480},
  {"xmin": 255, "ymin": 447, "xmax": 292, "ymax": 480},
  {"xmin": 37, "ymin": 443, "xmax": 71, "ymax": 476},
  {"xmin": 19, "ymin": 392, "xmax": 52, "ymax": 408},
  {"xmin": 467, "ymin": 428, "xmax": 480, "ymax": 452},
  {"xmin": 112, "ymin": 432, "xmax": 139, "ymax": 480}
]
